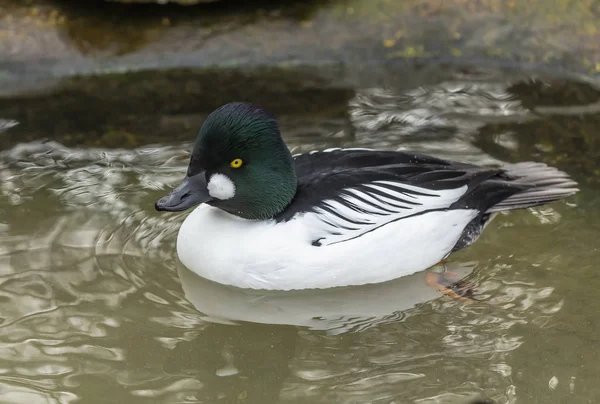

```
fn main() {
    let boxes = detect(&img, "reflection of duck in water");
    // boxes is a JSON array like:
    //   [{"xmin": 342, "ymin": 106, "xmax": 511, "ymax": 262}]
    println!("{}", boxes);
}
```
[
  {"xmin": 156, "ymin": 102, "xmax": 578, "ymax": 291},
  {"xmin": 170, "ymin": 263, "xmax": 495, "ymax": 404},
  {"xmin": 177, "ymin": 262, "xmax": 477, "ymax": 334}
]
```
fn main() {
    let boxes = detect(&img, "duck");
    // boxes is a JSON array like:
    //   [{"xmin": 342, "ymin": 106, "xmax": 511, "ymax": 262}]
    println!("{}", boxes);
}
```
[{"xmin": 155, "ymin": 102, "xmax": 579, "ymax": 291}]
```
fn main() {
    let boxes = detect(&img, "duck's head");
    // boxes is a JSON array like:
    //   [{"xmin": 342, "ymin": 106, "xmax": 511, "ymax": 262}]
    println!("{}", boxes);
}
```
[{"xmin": 155, "ymin": 102, "xmax": 297, "ymax": 220}]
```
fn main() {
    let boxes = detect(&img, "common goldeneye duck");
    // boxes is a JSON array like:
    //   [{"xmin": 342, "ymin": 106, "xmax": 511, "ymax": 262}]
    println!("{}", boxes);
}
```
[{"xmin": 155, "ymin": 102, "xmax": 579, "ymax": 291}]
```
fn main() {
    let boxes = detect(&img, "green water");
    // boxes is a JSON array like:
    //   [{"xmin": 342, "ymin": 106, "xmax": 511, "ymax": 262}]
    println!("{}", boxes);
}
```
[{"xmin": 0, "ymin": 70, "xmax": 599, "ymax": 403}]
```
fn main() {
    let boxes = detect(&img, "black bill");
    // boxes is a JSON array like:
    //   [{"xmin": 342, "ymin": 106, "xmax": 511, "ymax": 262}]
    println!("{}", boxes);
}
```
[{"xmin": 155, "ymin": 173, "xmax": 211, "ymax": 212}]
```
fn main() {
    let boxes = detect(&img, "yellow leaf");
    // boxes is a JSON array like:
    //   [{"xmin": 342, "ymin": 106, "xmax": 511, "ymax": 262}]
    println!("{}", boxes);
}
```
[{"xmin": 383, "ymin": 39, "xmax": 396, "ymax": 48}]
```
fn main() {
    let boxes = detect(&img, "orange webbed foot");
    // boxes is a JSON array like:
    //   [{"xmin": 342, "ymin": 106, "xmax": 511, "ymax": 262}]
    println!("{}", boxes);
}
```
[{"xmin": 425, "ymin": 262, "xmax": 479, "ymax": 303}]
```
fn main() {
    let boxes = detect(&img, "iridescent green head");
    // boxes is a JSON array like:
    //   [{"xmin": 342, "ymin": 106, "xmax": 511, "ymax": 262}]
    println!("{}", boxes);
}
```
[{"xmin": 156, "ymin": 102, "xmax": 297, "ymax": 220}]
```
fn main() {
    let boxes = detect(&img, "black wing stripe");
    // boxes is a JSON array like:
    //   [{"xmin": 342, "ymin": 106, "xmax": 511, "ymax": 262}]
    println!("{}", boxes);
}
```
[
  {"xmin": 305, "ymin": 182, "xmax": 470, "ymax": 246},
  {"xmin": 319, "ymin": 217, "xmax": 359, "ymax": 232},
  {"xmin": 369, "ymin": 181, "xmax": 439, "ymax": 197},
  {"xmin": 350, "ymin": 187, "xmax": 414, "ymax": 211},
  {"xmin": 362, "ymin": 184, "xmax": 426, "ymax": 205},
  {"xmin": 340, "ymin": 191, "xmax": 398, "ymax": 215},
  {"xmin": 338, "ymin": 196, "xmax": 389, "ymax": 216},
  {"xmin": 318, "ymin": 203, "xmax": 373, "ymax": 226},
  {"xmin": 360, "ymin": 186, "xmax": 419, "ymax": 208},
  {"xmin": 345, "ymin": 189, "xmax": 401, "ymax": 212}
]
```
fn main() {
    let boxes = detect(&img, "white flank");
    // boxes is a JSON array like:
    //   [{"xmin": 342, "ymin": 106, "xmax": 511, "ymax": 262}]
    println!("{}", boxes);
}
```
[
  {"xmin": 207, "ymin": 173, "xmax": 236, "ymax": 200},
  {"xmin": 303, "ymin": 182, "xmax": 469, "ymax": 246},
  {"xmin": 176, "ymin": 179, "xmax": 479, "ymax": 290}
]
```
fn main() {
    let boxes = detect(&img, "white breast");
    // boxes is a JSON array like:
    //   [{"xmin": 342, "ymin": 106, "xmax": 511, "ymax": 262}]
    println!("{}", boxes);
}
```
[{"xmin": 176, "ymin": 204, "xmax": 478, "ymax": 290}]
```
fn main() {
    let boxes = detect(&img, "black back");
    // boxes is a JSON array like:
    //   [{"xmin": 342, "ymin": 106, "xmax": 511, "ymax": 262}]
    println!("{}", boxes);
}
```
[{"xmin": 275, "ymin": 149, "xmax": 526, "ymax": 222}]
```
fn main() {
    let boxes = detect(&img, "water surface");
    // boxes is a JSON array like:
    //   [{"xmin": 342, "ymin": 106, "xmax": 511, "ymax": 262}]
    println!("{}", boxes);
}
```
[{"xmin": 0, "ymin": 71, "xmax": 599, "ymax": 403}]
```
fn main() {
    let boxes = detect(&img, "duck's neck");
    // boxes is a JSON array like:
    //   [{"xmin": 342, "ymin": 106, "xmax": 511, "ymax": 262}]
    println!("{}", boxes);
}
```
[{"xmin": 247, "ymin": 138, "xmax": 298, "ymax": 221}]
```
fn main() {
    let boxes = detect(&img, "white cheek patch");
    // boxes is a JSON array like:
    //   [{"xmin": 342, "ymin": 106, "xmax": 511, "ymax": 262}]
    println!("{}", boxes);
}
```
[{"xmin": 207, "ymin": 173, "xmax": 236, "ymax": 200}]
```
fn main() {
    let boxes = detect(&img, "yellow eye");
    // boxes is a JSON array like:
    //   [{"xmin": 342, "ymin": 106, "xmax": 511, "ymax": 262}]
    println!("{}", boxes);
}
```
[{"xmin": 230, "ymin": 158, "xmax": 243, "ymax": 168}]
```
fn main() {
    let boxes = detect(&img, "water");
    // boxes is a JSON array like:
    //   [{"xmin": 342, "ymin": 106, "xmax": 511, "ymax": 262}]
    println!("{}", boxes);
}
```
[{"xmin": 0, "ymin": 71, "xmax": 599, "ymax": 403}]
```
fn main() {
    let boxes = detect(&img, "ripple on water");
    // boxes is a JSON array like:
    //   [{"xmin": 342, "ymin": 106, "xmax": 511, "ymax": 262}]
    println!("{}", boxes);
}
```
[{"xmin": 0, "ymin": 76, "xmax": 594, "ymax": 402}]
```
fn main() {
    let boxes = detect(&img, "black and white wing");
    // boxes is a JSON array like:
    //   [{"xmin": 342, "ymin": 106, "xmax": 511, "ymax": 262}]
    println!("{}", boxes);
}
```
[
  {"xmin": 278, "ymin": 149, "xmax": 509, "ymax": 246},
  {"xmin": 280, "ymin": 148, "xmax": 578, "ymax": 247}
]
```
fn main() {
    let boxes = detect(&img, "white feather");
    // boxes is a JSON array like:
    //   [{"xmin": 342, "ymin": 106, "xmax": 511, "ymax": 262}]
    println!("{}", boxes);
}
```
[
  {"xmin": 292, "ymin": 147, "xmax": 374, "ymax": 158},
  {"xmin": 176, "ymin": 200, "xmax": 478, "ymax": 290},
  {"xmin": 303, "ymin": 182, "xmax": 469, "ymax": 246},
  {"xmin": 207, "ymin": 173, "xmax": 236, "ymax": 200}
]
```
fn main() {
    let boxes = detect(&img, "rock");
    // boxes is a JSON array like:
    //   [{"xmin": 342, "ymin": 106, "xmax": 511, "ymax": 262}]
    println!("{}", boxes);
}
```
[{"xmin": 0, "ymin": 0, "xmax": 598, "ymax": 99}]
